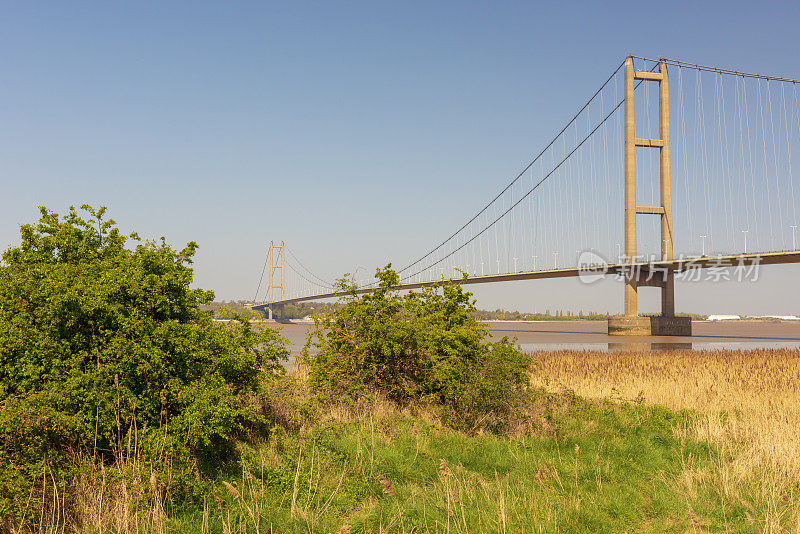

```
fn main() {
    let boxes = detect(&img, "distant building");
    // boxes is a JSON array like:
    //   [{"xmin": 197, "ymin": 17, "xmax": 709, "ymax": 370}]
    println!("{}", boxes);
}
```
[
  {"xmin": 707, "ymin": 315, "xmax": 741, "ymax": 321},
  {"xmin": 746, "ymin": 315, "xmax": 800, "ymax": 321}
]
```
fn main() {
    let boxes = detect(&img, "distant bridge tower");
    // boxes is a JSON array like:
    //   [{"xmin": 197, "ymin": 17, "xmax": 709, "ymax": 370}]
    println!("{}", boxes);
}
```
[
  {"xmin": 612, "ymin": 56, "xmax": 690, "ymax": 335},
  {"xmin": 266, "ymin": 240, "xmax": 285, "ymax": 320}
]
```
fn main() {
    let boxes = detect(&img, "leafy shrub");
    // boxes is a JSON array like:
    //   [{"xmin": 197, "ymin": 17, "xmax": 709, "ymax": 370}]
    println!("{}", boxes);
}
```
[
  {"xmin": 0, "ymin": 205, "xmax": 288, "ymax": 525},
  {"xmin": 258, "ymin": 372, "xmax": 319, "ymax": 432},
  {"xmin": 303, "ymin": 265, "xmax": 532, "ymax": 432}
]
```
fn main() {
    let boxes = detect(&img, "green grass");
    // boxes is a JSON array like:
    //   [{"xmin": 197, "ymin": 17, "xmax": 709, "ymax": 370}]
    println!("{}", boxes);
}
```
[{"xmin": 165, "ymin": 394, "xmax": 753, "ymax": 533}]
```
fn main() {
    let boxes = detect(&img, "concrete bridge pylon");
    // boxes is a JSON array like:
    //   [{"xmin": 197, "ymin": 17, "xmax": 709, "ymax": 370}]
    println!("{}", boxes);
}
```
[
  {"xmin": 266, "ymin": 240, "xmax": 285, "ymax": 321},
  {"xmin": 610, "ymin": 56, "xmax": 691, "ymax": 335}
]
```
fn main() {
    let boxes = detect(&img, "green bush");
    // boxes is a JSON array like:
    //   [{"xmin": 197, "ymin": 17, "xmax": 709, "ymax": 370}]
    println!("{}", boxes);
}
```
[
  {"xmin": 303, "ymin": 265, "xmax": 532, "ymax": 432},
  {"xmin": 0, "ymin": 205, "xmax": 288, "ymax": 524}
]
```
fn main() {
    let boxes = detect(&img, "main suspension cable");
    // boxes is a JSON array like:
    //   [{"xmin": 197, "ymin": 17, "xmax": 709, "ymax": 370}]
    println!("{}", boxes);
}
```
[
  {"xmin": 631, "ymin": 55, "xmax": 800, "ymax": 84},
  {"xmin": 396, "ymin": 58, "xmax": 627, "ymax": 275},
  {"xmin": 402, "ymin": 95, "xmax": 628, "ymax": 281},
  {"xmin": 252, "ymin": 246, "xmax": 270, "ymax": 302},
  {"xmin": 285, "ymin": 246, "xmax": 332, "ymax": 287},
  {"xmin": 400, "ymin": 59, "xmax": 660, "ymax": 281}
]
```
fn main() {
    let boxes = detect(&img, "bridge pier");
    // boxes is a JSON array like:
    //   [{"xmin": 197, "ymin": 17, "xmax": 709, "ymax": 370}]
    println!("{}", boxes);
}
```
[
  {"xmin": 609, "ymin": 315, "xmax": 691, "ymax": 336},
  {"xmin": 264, "ymin": 303, "xmax": 285, "ymax": 322},
  {"xmin": 610, "ymin": 266, "xmax": 690, "ymax": 335}
]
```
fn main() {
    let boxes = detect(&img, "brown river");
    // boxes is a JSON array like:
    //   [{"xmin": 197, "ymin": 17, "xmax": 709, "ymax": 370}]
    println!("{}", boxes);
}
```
[{"xmin": 263, "ymin": 319, "xmax": 800, "ymax": 364}]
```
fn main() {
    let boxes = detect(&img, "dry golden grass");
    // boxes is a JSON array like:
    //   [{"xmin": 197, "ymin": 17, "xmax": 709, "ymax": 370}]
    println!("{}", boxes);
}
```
[
  {"xmin": 529, "ymin": 347, "xmax": 800, "ymax": 531},
  {"xmin": 72, "ymin": 460, "xmax": 167, "ymax": 534},
  {"xmin": 8, "ymin": 455, "xmax": 167, "ymax": 534}
]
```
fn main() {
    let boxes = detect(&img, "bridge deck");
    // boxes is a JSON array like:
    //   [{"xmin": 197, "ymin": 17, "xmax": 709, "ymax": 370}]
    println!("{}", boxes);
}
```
[{"xmin": 251, "ymin": 250, "xmax": 800, "ymax": 310}]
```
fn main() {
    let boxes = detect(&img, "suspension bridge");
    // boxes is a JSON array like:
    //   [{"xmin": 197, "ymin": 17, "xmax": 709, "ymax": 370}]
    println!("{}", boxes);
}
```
[{"xmin": 252, "ymin": 55, "xmax": 800, "ymax": 335}]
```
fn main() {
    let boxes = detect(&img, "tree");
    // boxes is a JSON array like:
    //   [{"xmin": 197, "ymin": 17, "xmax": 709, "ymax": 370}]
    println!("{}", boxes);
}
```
[
  {"xmin": 303, "ymin": 265, "xmax": 531, "ymax": 432},
  {"xmin": 0, "ymin": 205, "xmax": 288, "ymax": 521}
]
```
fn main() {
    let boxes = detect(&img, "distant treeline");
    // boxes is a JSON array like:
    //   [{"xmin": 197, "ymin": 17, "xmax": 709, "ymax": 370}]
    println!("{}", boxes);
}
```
[
  {"xmin": 205, "ymin": 302, "xmax": 705, "ymax": 322},
  {"xmin": 473, "ymin": 309, "xmax": 610, "ymax": 321},
  {"xmin": 203, "ymin": 300, "xmax": 336, "ymax": 320},
  {"xmin": 204, "ymin": 302, "xmax": 670, "ymax": 322}
]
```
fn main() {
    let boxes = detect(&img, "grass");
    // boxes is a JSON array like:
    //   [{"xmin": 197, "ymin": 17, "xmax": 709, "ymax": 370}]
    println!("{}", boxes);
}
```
[{"xmin": 162, "ymin": 392, "xmax": 749, "ymax": 533}]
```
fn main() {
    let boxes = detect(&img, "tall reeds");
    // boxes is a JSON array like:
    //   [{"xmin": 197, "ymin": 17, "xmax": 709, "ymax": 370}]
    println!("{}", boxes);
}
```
[{"xmin": 529, "ymin": 347, "xmax": 800, "ymax": 530}]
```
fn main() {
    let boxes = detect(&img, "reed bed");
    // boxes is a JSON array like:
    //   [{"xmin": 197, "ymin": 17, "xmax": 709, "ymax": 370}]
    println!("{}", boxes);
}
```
[{"xmin": 529, "ymin": 347, "xmax": 800, "ymax": 530}]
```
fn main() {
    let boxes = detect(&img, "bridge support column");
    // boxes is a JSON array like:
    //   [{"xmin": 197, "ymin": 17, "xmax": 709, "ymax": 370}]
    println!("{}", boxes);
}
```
[
  {"xmin": 623, "ymin": 56, "xmax": 638, "ymax": 317},
  {"xmin": 265, "ymin": 240, "xmax": 285, "ymax": 323},
  {"xmin": 658, "ymin": 59, "xmax": 676, "ymax": 321},
  {"xmin": 661, "ymin": 272, "xmax": 674, "ymax": 317},
  {"xmin": 611, "ymin": 57, "xmax": 690, "ymax": 336}
]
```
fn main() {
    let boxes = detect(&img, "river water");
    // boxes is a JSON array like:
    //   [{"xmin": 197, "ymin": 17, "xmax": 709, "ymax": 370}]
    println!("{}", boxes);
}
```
[{"xmin": 266, "ymin": 319, "xmax": 800, "ymax": 364}]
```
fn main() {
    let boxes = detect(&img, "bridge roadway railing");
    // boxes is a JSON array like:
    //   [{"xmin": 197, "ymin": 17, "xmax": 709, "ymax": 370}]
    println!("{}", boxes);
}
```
[{"xmin": 250, "ymin": 250, "xmax": 800, "ymax": 310}]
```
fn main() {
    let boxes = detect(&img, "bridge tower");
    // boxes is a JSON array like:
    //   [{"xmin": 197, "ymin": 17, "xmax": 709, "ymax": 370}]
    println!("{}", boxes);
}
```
[
  {"xmin": 266, "ymin": 240, "xmax": 285, "ymax": 320},
  {"xmin": 612, "ymin": 56, "xmax": 690, "ymax": 335}
]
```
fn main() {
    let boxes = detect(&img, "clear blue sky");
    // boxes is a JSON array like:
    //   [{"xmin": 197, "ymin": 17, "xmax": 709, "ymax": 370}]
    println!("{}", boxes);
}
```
[{"xmin": 2, "ymin": 1, "xmax": 799, "ymax": 315}]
